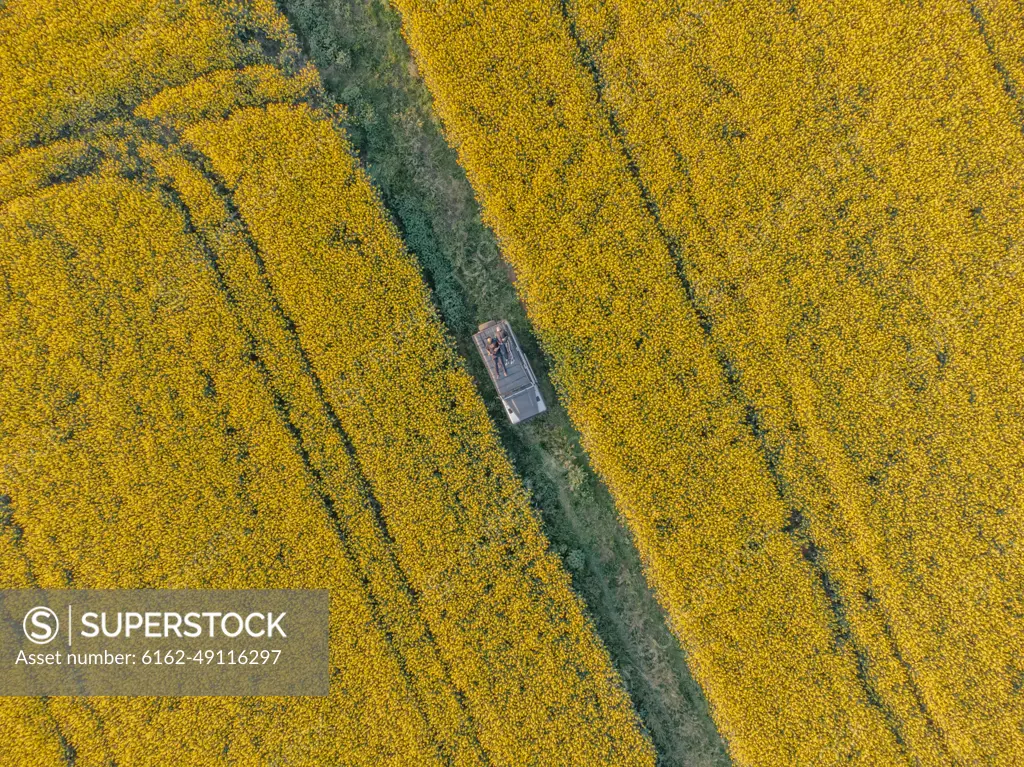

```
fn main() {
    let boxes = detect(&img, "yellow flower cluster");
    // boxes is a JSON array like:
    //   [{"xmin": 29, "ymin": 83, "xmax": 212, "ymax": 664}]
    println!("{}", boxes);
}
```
[
  {"xmin": 0, "ymin": 0, "xmax": 653, "ymax": 763},
  {"xmin": 0, "ymin": 0, "xmax": 241, "ymax": 157},
  {"xmin": 390, "ymin": 0, "xmax": 1022, "ymax": 763},
  {"xmin": 0, "ymin": 140, "xmax": 97, "ymax": 207},
  {"xmin": 136, "ymin": 64, "xmax": 322, "ymax": 131},
  {"xmin": 0, "ymin": 699, "xmax": 67, "ymax": 767},
  {"xmin": 970, "ymin": 0, "xmax": 1024, "ymax": 96}
]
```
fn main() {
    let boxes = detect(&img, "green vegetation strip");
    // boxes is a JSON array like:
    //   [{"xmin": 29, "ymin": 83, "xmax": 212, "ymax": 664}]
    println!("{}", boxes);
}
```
[{"xmin": 279, "ymin": 1, "xmax": 731, "ymax": 764}]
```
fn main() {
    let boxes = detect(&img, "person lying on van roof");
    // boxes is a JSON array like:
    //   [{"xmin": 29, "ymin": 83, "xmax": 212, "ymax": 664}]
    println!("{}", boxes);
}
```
[{"xmin": 486, "ymin": 336, "xmax": 508, "ymax": 376}]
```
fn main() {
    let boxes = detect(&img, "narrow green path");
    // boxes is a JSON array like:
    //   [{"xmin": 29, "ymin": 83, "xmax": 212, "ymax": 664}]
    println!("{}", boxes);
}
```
[{"xmin": 278, "ymin": 2, "xmax": 731, "ymax": 763}]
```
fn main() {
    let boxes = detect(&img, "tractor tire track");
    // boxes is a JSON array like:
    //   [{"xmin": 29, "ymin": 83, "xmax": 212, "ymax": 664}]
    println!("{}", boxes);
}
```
[{"xmin": 966, "ymin": 0, "xmax": 1024, "ymax": 135}]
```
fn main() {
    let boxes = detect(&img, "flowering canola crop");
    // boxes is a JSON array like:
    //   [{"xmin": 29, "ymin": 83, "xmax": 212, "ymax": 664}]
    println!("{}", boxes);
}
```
[
  {"xmin": 0, "ymin": 0, "xmax": 653, "ymax": 764},
  {"xmin": 392, "ymin": 0, "xmax": 1024, "ymax": 764}
]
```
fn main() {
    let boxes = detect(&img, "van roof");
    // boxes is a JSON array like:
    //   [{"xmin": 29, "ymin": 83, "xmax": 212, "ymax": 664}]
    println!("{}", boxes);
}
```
[{"xmin": 472, "ymin": 320, "xmax": 535, "ymax": 398}]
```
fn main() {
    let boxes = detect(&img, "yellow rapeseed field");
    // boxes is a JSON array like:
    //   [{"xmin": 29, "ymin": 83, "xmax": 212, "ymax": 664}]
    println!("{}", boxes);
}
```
[
  {"xmin": 2, "ymin": 170, "xmax": 447, "ymax": 764},
  {"xmin": 0, "ymin": 0, "xmax": 654, "ymax": 764},
  {"xmin": 393, "ymin": 0, "xmax": 1024, "ymax": 764}
]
